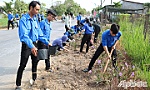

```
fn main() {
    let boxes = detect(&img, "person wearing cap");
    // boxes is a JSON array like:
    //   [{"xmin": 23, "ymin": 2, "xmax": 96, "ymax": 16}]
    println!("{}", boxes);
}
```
[
  {"xmin": 52, "ymin": 35, "xmax": 69, "ymax": 51},
  {"xmin": 37, "ymin": 9, "xmax": 57, "ymax": 72},
  {"xmin": 15, "ymin": 1, "xmax": 51, "ymax": 90}
]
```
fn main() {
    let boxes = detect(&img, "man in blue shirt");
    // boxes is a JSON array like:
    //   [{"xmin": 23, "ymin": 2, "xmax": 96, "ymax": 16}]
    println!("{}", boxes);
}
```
[
  {"xmin": 7, "ymin": 11, "xmax": 14, "ymax": 30},
  {"xmin": 15, "ymin": 1, "xmax": 50, "ymax": 90},
  {"xmin": 76, "ymin": 12, "xmax": 82, "ymax": 25},
  {"xmin": 38, "ymin": 9, "xmax": 57, "ymax": 72},
  {"xmin": 82, "ymin": 24, "xmax": 121, "ymax": 72},
  {"xmin": 15, "ymin": 12, "xmax": 20, "ymax": 27}
]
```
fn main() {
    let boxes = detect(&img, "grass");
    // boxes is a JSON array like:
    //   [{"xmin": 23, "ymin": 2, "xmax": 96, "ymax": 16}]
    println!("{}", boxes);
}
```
[
  {"xmin": 118, "ymin": 14, "xmax": 150, "ymax": 87},
  {"xmin": 0, "ymin": 18, "xmax": 8, "ymax": 28}
]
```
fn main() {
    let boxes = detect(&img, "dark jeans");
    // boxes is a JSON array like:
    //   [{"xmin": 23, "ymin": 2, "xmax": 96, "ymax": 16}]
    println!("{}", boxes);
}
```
[
  {"xmin": 92, "ymin": 24, "xmax": 101, "ymax": 43},
  {"xmin": 88, "ymin": 43, "xmax": 117, "ymax": 70},
  {"xmin": 94, "ymin": 30, "xmax": 100, "ymax": 43},
  {"xmin": 37, "ymin": 41, "xmax": 50, "ymax": 70},
  {"xmin": 16, "ymin": 42, "xmax": 38, "ymax": 86},
  {"xmin": 8, "ymin": 20, "xmax": 14, "ymax": 30},
  {"xmin": 80, "ymin": 34, "xmax": 92, "ymax": 53},
  {"xmin": 65, "ymin": 25, "xmax": 70, "ymax": 32}
]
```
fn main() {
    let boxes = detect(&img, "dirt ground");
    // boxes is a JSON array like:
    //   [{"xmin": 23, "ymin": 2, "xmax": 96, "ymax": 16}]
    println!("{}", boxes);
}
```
[{"xmin": 22, "ymin": 32, "xmax": 148, "ymax": 90}]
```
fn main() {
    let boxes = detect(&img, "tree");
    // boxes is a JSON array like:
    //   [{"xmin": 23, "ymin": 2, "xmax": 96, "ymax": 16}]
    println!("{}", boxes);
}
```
[
  {"xmin": 40, "ymin": 3, "xmax": 46, "ymax": 12},
  {"xmin": 14, "ymin": 0, "xmax": 28, "ymax": 15},
  {"xmin": 2, "ymin": 1, "xmax": 13, "ymax": 13},
  {"xmin": 51, "ymin": 0, "xmax": 87, "ymax": 16},
  {"xmin": 144, "ymin": 3, "xmax": 150, "ymax": 14},
  {"xmin": 113, "ymin": 1, "xmax": 122, "ymax": 8}
]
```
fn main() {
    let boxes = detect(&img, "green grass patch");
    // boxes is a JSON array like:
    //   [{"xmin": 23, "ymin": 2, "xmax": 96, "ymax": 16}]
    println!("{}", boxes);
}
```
[
  {"xmin": 119, "ymin": 14, "xmax": 150, "ymax": 87},
  {"xmin": 0, "ymin": 18, "xmax": 8, "ymax": 28}
]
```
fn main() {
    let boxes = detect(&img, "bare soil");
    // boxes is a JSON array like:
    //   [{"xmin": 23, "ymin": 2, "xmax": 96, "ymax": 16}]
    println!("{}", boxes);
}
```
[{"xmin": 22, "ymin": 31, "xmax": 148, "ymax": 90}]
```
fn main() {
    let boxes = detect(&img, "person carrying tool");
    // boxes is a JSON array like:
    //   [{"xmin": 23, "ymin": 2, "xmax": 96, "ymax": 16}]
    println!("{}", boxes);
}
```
[{"xmin": 82, "ymin": 23, "xmax": 121, "ymax": 72}]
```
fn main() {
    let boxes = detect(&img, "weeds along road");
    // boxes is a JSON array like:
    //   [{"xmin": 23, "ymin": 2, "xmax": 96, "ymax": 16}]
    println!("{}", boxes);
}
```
[{"xmin": 0, "ymin": 19, "xmax": 76, "ymax": 90}]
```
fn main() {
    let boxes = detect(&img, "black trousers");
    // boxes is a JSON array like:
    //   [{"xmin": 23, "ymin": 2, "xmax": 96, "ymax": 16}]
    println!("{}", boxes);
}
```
[
  {"xmin": 65, "ymin": 25, "xmax": 70, "ymax": 32},
  {"xmin": 80, "ymin": 34, "xmax": 92, "ymax": 53},
  {"xmin": 16, "ymin": 42, "xmax": 38, "ymax": 86},
  {"xmin": 88, "ymin": 43, "xmax": 117, "ymax": 70},
  {"xmin": 37, "ymin": 41, "xmax": 50, "ymax": 70},
  {"xmin": 8, "ymin": 20, "xmax": 14, "ymax": 30},
  {"xmin": 94, "ymin": 30, "xmax": 100, "ymax": 43}
]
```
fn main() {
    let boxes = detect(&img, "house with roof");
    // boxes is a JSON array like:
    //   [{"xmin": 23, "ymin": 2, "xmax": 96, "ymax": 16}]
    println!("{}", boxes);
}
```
[
  {"xmin": 100, "ymin": 0, "xmax": 147, "ymax": 23},
  {"xmin": 121, "ymin": 0, "xmax": 145, "ymax": 14}
]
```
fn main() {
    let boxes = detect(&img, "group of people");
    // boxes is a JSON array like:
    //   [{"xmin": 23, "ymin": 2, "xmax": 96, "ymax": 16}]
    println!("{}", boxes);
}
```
[
  {"xmin": 7, "ymin": 9, "xmax": 45, "ymax": 30},
  {"xmin": 15, "ymin": 1, "xmax": 122, "ymax": 90},
  {"xmin": 61, "ymin": 9, "xmax": 122, "ymax": 76}
]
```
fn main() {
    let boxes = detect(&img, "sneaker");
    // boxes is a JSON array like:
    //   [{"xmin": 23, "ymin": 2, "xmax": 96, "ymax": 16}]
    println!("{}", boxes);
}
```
[
  {"xmin": 46, "ymin": 68, "xmax": 53, "ymax": 72},
  {"xmin": 82, "ymin": 68, "xmax": 90, "ymax": 72},
  {"xmin": 30, "ymin": 79, "xmax": 35, "ymax": 85},
  {"xmin": 15, "ymin": 86, "xmax": 21, "ymax": 90}
]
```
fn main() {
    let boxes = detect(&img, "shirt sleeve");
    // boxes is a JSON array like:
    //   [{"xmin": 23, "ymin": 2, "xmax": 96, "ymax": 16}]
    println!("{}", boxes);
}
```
[
  {"xmin": 38, "ymin": 23, "xmax": 49, "ymax": 45},
  {"xmin": 102, "ymin": 32, "xmax": 107, "ymax": 46},
  {"xmin": 18, "ymin": 19, "xmax": 35, "ymax": 49},
  {"xmin": 117, "ymin": 31, "xmax": 122, "ymax": 40}
]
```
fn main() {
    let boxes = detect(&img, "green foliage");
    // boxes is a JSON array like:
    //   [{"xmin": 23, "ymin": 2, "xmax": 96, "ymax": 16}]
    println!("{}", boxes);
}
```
[
  {"xmin": 0, "ymin": 18, "xmax": 8, "ymax": 27},
  {"xmin": 144, "ymin": 3, "xmax": 150, "ymax": 13},
  {"xmin": 1, "ymin": 0, "xmax": 87, "ymax": 17},
  {"xmin": 2, "ymin": 1, "xmax": 13, "ymax": 13},
  {"xmin": 14, "ymin": 0, "xmax": 28, "ymax": 15},
  {"xmin": 51, "ymin": 0, "xmax": 87, "ymax": 16},
  {"xmin": 119, "ymin": 14, "xmax": 150, "ymax": 86},
  {"xmin": 113, "ymin": 1, "xmax": 122, "ymax": 8}
]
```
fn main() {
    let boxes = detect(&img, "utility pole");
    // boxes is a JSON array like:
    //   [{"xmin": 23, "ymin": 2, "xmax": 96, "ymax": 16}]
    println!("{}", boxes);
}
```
[
  {"xmin": 101, "ymin": 0, "xmax": 102, "ymax": 7},
  {"xmin": 111, "ymin": 0, "xmax": 113, "ymax": 4}
]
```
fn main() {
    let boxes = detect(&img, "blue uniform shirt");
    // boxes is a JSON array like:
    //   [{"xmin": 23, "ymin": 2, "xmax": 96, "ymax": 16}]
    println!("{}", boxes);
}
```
[
  {"xmin": 76, "ymin": 14, "xmax": 81, "ymax": 21},
  {"xmin": 40, "ymin": 19, "xmax": 52, "ymax": 41},
  {"xmin": 41, "ymin": 14, "xmax": 45, "ymax": 20},
  {"xmin": 52, "ymin": 38, "xmax": 64, "ymax": 49},
  {"xmin": 80, "ymin": 19, "xmax": 86, "ymax": 24},
  {"xmin": 83, "ymin": 23, "xmax": 94, "ymax": 34},
  {"xmin": 18, "ymin": 13, "xmax": 49, "ymax": 49},
  {"xmin": 8, "ymin": 14, "xmax": 14, "ymax": 20},
  {"xmin": 71, "ymin": 25, "xmax": 81, "ymax": 34},
  {"xmin": 52, "ymin": 35, "xmax": 68, "ymax": 49},
  {"xmin": 15, "ymin": 13, "xmax": 19, "ymax": 18},
  {"xmin": 102, "ymin": 29, "xmax": 122, "ymax": 47}
]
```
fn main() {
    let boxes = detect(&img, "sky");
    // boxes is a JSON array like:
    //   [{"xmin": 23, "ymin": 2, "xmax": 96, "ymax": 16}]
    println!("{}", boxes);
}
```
[{"xmin": 0, "ymin": 0, "xmax": 150, "ymax": 11}]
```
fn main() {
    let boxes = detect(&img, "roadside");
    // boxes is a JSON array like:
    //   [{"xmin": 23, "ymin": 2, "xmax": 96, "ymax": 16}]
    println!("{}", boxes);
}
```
[{"xmin": 22, "ymin": 25, "xmax": 148, "ymax": 90}]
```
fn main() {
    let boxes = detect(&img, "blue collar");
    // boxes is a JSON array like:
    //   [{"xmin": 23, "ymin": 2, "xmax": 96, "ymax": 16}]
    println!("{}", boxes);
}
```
[
  {"xmin": 45, "ymin": 19, "xmax": 51, "ymax": 24},
  {"xmin": 26, "ymin": 13, "xmax": 36, "ymax": 21}
]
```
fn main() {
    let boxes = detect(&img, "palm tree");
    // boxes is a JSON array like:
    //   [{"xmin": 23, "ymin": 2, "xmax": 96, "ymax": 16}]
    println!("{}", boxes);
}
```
[
  {"xmin": 113, "ymin": 1, "xmax": 122, "ymax": 8},
  {"xmin": 2, "ymin": 1, "xmax": 13, "ymax": 13}
]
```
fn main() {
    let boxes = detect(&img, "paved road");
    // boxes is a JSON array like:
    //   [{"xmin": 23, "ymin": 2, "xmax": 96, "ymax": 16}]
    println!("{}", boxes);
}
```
[{"xmin": 0, "ymin": 19, "xmax": 76, "ymax": 90}]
